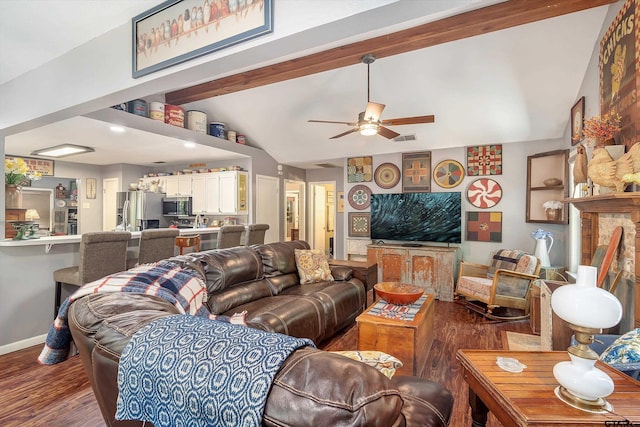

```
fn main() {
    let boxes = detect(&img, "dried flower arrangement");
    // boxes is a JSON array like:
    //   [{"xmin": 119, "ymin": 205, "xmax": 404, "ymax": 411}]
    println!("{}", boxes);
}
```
[{"xmin": 581, "ymin": 112, "xmax": 622, "ymax": 143}]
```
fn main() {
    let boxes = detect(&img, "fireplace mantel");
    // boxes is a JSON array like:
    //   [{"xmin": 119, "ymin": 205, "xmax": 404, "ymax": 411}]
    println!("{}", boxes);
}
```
[
  {"xmin": 568, "ymin": 193, "xmax": 640, "ymax": 328},
  {"xmin": 569, "ymin": 193, "xmax": 640, "ymax": 215}
]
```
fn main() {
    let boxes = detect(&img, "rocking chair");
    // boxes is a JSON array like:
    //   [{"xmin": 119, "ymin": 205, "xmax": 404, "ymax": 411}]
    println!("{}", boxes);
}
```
[{"xmin": 455, "ymin": 249, "xmax": 541, "ymax": 320}]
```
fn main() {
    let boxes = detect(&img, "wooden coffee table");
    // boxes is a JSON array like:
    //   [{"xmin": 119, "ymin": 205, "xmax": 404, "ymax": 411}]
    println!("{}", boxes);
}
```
[
  {"xmin": 457, "ymin": 349, "xmax": 640, "ymax": 426},
  {"xmin": 356, "ymin": 294, "xmax": 434, "ymax": 376}
]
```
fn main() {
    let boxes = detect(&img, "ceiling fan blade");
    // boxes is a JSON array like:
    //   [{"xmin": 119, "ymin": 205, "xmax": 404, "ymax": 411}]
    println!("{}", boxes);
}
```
[
  {"xmin": 308, "ymin": 119, "xmax": 357, "ymax": 126},
  {"xmin": 381, "ymin": 115, "xmax": 435, "ymax": 126},
  {"xmin": 364, "ymin": 102, "xmax": 385, "ymax": 121},
  {"xmin": 330, "ymin": 128, "xmax": 359, "ymax": 139},
  {"xmin": 377, "ymin": 126, "xmax": 400, "ymax": 139}
]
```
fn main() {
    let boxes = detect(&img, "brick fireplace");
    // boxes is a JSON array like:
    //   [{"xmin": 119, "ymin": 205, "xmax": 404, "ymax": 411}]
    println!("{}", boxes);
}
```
[{"xmin": 571, "ymin": 193, "xmax": 640, "ymax": 330}]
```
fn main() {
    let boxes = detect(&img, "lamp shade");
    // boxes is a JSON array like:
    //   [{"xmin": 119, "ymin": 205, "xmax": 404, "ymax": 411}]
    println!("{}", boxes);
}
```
[
  {"xmin": 25, "ymin": 208, "xmax": 40, "ymax": 221},
  {"xmin": 551, "ymin": 265, "xmax": 622, "ymax": 329}
]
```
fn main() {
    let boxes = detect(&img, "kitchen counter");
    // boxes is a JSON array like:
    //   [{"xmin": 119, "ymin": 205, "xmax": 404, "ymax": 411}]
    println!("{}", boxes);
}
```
[{"xmin": 0, "ymin": 227, "xmax": 222, "ymax": 252}]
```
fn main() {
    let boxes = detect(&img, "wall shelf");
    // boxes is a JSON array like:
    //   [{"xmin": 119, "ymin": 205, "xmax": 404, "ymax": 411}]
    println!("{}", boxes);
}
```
[{"xmin": 526, "ymin": 149, "xmax": 569, "ymax": 224}]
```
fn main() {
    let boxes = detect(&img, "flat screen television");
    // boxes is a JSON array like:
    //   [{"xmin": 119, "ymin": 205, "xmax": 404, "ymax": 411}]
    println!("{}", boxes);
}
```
[{"xmin": 370, "ymin": 192, "xmax": 462, "ymax": 244}]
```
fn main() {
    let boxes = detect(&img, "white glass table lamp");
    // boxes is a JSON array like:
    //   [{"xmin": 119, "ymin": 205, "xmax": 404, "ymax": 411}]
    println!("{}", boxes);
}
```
[{"xmin": 550, "ymin": 265, "xmax": 623, "ymax": 412}]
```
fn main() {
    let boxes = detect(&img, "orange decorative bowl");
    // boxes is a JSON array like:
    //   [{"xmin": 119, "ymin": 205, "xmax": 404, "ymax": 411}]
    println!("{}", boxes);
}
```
[{"xmin": 374, "ymin": 282, "xmax": 423, "ymax": 305}]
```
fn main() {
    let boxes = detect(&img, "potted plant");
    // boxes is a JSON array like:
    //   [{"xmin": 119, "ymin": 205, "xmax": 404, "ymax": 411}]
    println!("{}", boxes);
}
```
[
  {"xmin": 543, "ymin": 200, "xmax": 563, "ymax": 221},
  {"xmin": 5, "ymin": 157, "xmax": 42, "ymax": 208}
]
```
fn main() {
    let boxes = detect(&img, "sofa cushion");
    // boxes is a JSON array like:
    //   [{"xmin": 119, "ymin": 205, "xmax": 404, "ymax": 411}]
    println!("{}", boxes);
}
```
[
  {"xmin": 231, "ymin": 295, "xmax": 327, "ymax": 344},
  {"xmin": 294, "ymin": 249, "xmax": 334, "ymax": 284},
  {"xmin": 206, "ymin": 279, "xmax": 274, "ymax": 315},
  {"xmin": 281, "ymin": 280, "xmax": 365, "ymax": 338},
  {"xmin": 255, "ymin": 241, "xmax": 310, "ymax": 276},
  {"xmin": 195, "ymin": 247, "xmax": 264, "ymax": 292}
]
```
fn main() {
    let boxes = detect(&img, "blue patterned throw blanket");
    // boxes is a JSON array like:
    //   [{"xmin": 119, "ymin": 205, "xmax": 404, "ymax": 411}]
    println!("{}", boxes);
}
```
[
  {"xmin": 38, "ymin": 261, "xmax": 246, "ymax": 365},
  {"xmin": 116, "ymin": 315, "xmax": 314, "ymax": 427}
]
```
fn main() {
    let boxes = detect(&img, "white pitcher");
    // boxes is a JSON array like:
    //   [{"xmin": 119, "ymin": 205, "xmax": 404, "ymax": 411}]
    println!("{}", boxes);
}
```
[{"xmin": 531, "ymin": 228, "xmax": 553, "ymax": 267}]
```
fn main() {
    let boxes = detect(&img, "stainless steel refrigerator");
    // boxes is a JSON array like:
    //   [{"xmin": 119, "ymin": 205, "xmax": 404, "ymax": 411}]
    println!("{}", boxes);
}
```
[{"xmin": 115, "ymin": 191, "xmax": 167, "ymax": 231}]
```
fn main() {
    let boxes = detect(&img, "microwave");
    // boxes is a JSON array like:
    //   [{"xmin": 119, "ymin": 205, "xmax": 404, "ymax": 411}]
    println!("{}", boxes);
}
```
[{"xmin": 162, "ymin": 197, "xmax": 192, "ymax": 216}]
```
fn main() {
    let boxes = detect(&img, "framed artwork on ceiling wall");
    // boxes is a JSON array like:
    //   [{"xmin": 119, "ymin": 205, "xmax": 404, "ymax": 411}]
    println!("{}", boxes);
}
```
[
  {"xmin": 599, "ymin": 0, "xmax": 637, "ymax": 151},
  {"xmin": 132, "ymin": 0, "xmax": 274, "ymax": 78},
  {"xmin": 402, "ymin": 151, "xmax": 431, "ymax": 193},
  {"xmin": 571, "ymin": 96, "xmax": 585, "ymax": 146}
]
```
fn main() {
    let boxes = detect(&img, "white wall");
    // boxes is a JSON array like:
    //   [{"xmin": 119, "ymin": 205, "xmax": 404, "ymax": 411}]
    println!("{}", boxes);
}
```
[{"xmin": 342, "ymin": 138, "xmax": 569, "ymax": 266}]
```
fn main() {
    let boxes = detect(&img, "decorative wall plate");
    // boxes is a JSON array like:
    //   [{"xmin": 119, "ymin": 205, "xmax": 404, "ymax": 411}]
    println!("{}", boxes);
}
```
[
  {"xmin": 348, "ymin": 184, "xmax": 372, "ymax": 210},
  {"xmin": 433, "ymin": 159, "xmax": 464, "ymax": 188},
  {"xmin": 374, "ymin": 163, "xmax": 401, "ymax": 189},
  {"xmin": 467, "ymin": 178, "xmax": 502, "ymax": 208}
]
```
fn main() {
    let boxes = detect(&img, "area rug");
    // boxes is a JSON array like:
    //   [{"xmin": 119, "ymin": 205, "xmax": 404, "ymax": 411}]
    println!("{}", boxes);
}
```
[{"xmin": 502, "ymin": 331, "xmax": 541, "ymax": 351}]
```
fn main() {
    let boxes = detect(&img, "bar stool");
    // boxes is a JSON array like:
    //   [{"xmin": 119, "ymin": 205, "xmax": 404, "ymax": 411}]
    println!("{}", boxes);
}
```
[
  {"xmin": 53, "ymin": 231, "xmax": 131, "ymax": 317},
  {"xmin": 127, "ymin": 228, "xmax": 180, "ymax": 268},
  {"xmin": 243, "ymin": 223, "xmax": 270, "ymax": 245},
  {"xmin": 176, "ymin": 234, "xmax": 201, "ymax": 255},
  {"xmin": 216, "ymin": 225, "xmax": 245, "ymax": 249}
]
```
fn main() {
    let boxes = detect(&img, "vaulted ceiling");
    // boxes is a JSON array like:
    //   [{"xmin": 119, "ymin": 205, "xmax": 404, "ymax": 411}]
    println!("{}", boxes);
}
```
[{"xmin": 1, "ymin": 1, "xmax": 614, "ymax": 169}]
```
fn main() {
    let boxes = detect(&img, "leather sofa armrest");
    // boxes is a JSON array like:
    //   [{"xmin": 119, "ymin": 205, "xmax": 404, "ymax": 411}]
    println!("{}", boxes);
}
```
[
  {"xmin": 390, "ymin": 376, "xmax": 454, "ymax": 427},
  {"xmin": 330, "ymin": 265, "xmax": 353, "ymax": 281}
]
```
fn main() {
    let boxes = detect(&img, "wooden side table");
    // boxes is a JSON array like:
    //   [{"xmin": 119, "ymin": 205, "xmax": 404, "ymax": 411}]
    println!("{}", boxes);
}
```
[
  {"xmin": 328, "ymin": 259, "xmax": 377, "ymax": 291},
  {"xmin": 356, "ymin": 294, "xmax": 434, "ymax": 376},
  {"xmin": 457, "ymin": 349, "xmax": 640, "ymax": 426}
]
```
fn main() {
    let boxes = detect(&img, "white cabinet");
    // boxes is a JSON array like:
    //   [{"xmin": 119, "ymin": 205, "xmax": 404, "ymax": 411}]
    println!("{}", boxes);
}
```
[
  {"xmin": 191, "ymin": 171, "xmax": 248, "ymax": 214},
  {"xmin": 192, "ymin": 173, "xmax": 220, "ymax": 214},
  {"xmin": 165, "ymin": 175, "xmax": 192, "ymax": 197}
]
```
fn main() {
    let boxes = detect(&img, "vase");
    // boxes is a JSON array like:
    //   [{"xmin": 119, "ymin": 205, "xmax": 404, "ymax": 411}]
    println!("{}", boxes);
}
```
[
  {"xmin": 595, "ymin": 137, "xmax": 616, "ymax": 147},
  {"xmin": 5, "ymin": 184, "xmax": 23, "ymax": 209},
  {"xmin": 546, "ymin": 208, "xmax": 561, "ymax": 221}
]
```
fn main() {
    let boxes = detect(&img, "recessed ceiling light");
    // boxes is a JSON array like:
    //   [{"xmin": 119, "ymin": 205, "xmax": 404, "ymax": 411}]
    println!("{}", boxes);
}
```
[
  {"xmin": 110, "ymin": 126, "xmax": 125, "ymax": 133},
  {"xmin": 184, "ymin": 142, "xmax": 196, "ymax": 148},
  {"xmin": 31, "ymin": 144, "xmax": 95, "ymax": 158}
]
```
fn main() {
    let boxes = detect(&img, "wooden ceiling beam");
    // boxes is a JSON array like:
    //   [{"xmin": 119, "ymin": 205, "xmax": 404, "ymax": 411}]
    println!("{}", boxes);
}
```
[{"xmin": 166, "ymin": 0, "xmax": 615, "ymax": 105}]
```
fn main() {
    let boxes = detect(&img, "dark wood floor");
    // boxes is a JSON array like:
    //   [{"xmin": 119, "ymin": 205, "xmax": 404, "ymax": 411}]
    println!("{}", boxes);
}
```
[{"xmin": 0, "ymin": 300, "xmax": 533, "ymax": 426}]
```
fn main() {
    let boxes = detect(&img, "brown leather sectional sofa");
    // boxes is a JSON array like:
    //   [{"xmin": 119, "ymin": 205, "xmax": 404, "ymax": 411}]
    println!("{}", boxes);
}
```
[{"xmin": 68, "ymin": 240, "xmax": 454, "ymax": 426}]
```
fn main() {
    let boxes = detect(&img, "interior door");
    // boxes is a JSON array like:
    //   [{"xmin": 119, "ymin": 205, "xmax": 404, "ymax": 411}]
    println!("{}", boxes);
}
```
[
  {"xmin": 255, "ymin": 175, "xmax": 279, "ymax": 244},
  {"xmin": 312, "ymin": 184, "xmax": 327, "ymax": 252},
  {"xmin": 102, "ymin": 177, "xmax": 119, "ymax": 231}
]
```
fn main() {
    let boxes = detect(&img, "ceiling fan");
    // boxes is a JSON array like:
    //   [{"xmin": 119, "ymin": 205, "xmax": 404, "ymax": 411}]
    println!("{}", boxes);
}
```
[{"xmin": 308, "ymin": 54, "xmax": 435, "ymax": 139}]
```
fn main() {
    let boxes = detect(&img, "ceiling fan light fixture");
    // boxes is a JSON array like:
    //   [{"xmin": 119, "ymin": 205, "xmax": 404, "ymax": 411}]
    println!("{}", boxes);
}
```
[
  {"xmin": 360, "ymin": 123, "xmax": 379, "ymax": 136},
  {"xmin": 31, "ymin": 143, "xmax": 95, "ymax": 158}
]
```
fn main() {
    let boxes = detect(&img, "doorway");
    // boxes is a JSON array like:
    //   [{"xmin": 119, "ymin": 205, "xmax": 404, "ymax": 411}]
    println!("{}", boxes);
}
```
[
  {"xmin": 284, "ymin": 180, "xmax": 305, "ymax": 242},
  {"xmin": 309, "ymin": 181, "xmax": 335, "ymax": 257},
  {"xmin": 102, "ymin": 177, "xmax": 119, "ymax": 231}
]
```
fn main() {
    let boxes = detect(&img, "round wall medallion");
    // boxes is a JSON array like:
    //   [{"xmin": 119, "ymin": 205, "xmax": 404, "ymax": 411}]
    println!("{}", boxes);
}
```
[
  {"xmin": 467, "ymin": 178, "xmax": 502, "ymax": 208},
  {"xmin": 433, "ymin": 159, "xmax": 465, "ymax": 188},
  {"xmin": 348, "ymin": 185, "xmax": 372, "ymax": 210},
  {"xmin": 374, "ymin": 163, "xmax": 401, "ymax": 189}
]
